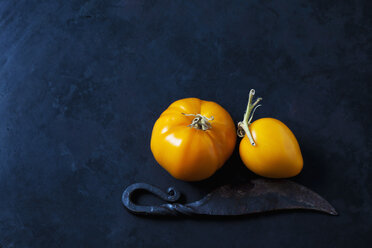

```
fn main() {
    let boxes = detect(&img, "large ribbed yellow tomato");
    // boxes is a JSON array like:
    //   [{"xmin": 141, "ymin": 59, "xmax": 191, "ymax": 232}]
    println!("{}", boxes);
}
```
[
  {"xmin": 240, "ymin": 118, "xmax": 303, "ymax": 178},
  {"xmin": 237, "ymin": 89, "xmax": 303, "ymax": 178},
  {"xmin": 150, "ymin": 98, "xmax": 236, "ymax": 181}
]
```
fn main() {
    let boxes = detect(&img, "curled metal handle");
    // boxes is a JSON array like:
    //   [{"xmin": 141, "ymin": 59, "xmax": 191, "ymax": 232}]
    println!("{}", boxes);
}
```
[{"xmin": 122, "ymin": 183, "xmax": 190, "ymax": 215}]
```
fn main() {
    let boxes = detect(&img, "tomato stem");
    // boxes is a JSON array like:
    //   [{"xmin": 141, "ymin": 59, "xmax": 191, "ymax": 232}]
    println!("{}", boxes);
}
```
[
  {"xmin": 182, "ymin": 113, "xmax": 214, "ymax": 131},
  {"xmin": 238, "ymin": 89, "xmax": 262, "ymax": 146}
]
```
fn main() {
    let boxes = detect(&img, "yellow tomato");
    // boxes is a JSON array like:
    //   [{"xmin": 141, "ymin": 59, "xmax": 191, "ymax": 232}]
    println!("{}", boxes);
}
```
[
  {"xmin": 150, "ymin": 98, "xmax": 236, "ymax": 181},
  {"xmin": 237, "ymin": 89, "xmax": 303, "ymax": 178},
  {"xmin": 239, "ymin": 118, "xmax": 303, "ymax": 178}
]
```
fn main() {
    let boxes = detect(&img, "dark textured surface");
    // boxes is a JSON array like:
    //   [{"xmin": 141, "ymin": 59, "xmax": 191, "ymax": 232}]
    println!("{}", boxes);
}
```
[{"xmin": 0, "ymin": 0, "xmax": 371, "ymax": 247}]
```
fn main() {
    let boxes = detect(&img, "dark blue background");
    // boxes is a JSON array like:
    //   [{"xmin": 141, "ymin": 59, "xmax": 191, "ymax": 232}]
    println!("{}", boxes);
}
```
[{"xmin": 0, "ymin": 0, "xmax": 371, "ymax": 247}]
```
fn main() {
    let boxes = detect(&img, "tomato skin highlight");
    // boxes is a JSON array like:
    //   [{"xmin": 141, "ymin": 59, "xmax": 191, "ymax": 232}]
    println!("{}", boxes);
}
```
[
  {"xmin": 150, "ymin": 98, "xmax": 236, "ymax": 181},
  {"xmin": 239, "ymin": 118, "xmax": 303, "ymax": 178}
]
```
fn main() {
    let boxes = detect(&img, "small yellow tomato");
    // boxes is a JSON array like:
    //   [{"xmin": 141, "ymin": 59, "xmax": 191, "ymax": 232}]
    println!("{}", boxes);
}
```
[
  {"xmin": 239, "ymin": 118, "xmax": 303, "ymax": 178},
  {"xmin": 151, "ymin": 98, "xmax": 236, "ymax": 181},
  {"xmin": 238, "ymin": 90, "xmax": 303, "ymax": 178}
]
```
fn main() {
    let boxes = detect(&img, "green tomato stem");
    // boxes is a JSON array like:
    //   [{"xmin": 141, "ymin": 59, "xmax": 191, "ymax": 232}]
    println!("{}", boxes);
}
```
[
  {"xmin": 182, "ymin": 113, "xmax": 214, "ymax": 131},
  {"xmin": 238, "ymin": 89, "xmax": 262, "ymax": 146}
]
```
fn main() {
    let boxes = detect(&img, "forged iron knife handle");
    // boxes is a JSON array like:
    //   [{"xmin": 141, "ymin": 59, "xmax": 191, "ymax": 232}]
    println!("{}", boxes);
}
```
[{"xmin": 122, "ymin": 183, "xmax": 194, "ymax": 216}]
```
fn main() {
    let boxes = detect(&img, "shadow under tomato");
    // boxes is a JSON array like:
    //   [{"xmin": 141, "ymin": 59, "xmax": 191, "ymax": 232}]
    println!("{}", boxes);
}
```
[{"xmin": 188, "ymin": 147, "xmax": 258, "ymax": 192}]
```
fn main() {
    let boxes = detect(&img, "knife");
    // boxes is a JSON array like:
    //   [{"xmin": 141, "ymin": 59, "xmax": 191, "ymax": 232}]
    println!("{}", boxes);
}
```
[{"xmin": 122, "ymin": 179, "xmax": 337, "ymax": 216}]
